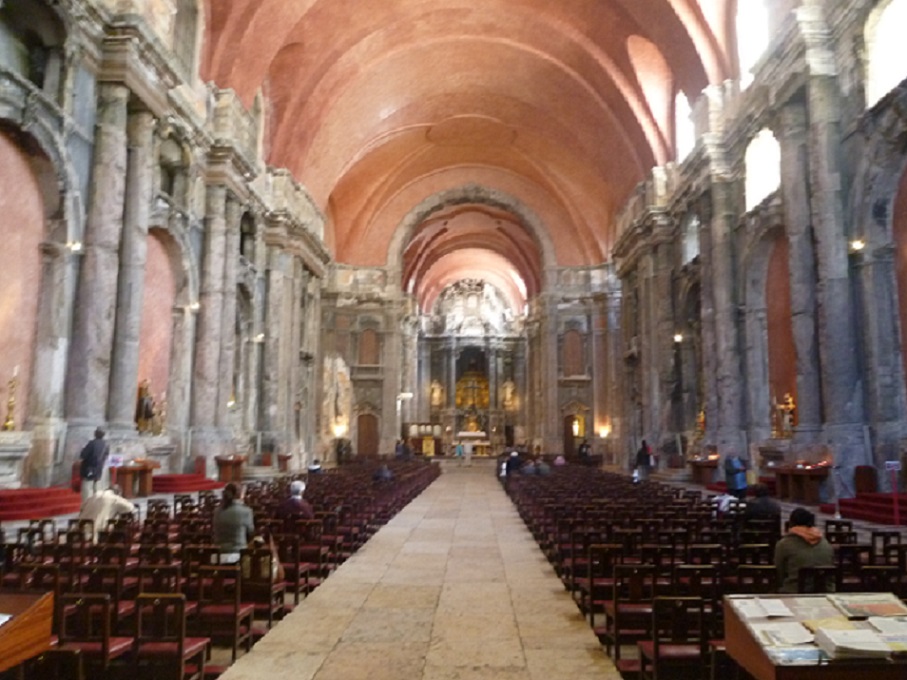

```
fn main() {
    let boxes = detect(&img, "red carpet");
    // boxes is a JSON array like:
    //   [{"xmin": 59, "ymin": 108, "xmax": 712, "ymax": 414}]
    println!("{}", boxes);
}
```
[
  {"xmin": 0, "ymin": 486, "xmax": 82, "ymax": 521},
  {"xmin": 152, "ymin": 473, "xmax": 224, "ymax": 494}
]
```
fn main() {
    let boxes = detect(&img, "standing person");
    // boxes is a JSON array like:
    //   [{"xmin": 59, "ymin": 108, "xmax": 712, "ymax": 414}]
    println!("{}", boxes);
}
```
[
  {"xmin": 78, "ymin": 428, "xmax": 110, "ymax": 503},
  {"xmin": 454, "ymin": 441, "xmax": 464, "ymax": 466},
  {"xmin": 577, "ymin": 439, "xmax": 591, "ymax": 464},
  {"xmin": 213, "ymin": 482, "xmax": 255, "ymax": 564},
  {"xmin": 724, "ymin": 454, "xmax": 748, "ymax": 500},
  {"xmin": 774, "ymin": 507, "xmax": 835, "ymax": 593},
  {"xmin": 463, "ymin": 441, "xmax": 473, "ymax": 467},
  {"xmin": 78, "ymin": 484, "xmax": 136, "ymax": 542},
  {"xmin": 635, "ymin": 440, "xmax": 652, "ymax": 481}
]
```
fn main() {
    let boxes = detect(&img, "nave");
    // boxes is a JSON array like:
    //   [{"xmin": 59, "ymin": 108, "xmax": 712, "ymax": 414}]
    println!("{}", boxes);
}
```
[{"xmin": 221, "ymin": 464, "xmax": 620, "ymax": 680}]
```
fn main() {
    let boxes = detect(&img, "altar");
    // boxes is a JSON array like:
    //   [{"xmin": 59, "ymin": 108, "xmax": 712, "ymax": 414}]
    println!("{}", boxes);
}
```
[{"xmin": 456, "ymin": 431, "xmax": 492, "ymax": 456}]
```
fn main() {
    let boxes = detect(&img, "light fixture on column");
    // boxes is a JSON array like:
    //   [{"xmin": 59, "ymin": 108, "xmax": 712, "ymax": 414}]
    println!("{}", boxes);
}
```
[
  {"xmin": 183, "ymin": 301, "xmax": 200, "ymax": 313},
  {"xmin": 66, "ymin": 241, "xmax": 83, "ymax": 253},
  {"xmin": 849, "ymin": 239, "xmax": 866, "ymax": 253},
  {"xmin": 599, "ymin": 425, "xmax": 611, "ymax": 438},
  {"xmin": 673, "ymin": 333, "xmax": 684, "ymax": 344},
  {"xmin": 253, "ymin": 333, "xmax": 265, "ymax": 343}
]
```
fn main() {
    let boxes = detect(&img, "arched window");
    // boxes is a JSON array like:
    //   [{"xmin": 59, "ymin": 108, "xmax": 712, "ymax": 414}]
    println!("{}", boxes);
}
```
[
  {"xmin": 745, "ymin": 129, "xmax": 781, "ymax": 211},
  {"xmin": 357, "ymin": 328, "xmax": 379, "ymax": 366},
  {"xmin": 562, "ymin": 329, "xmax": 585, "ymax": 377},
  {"xmin": 681, "ymin": 214, "xmax": 701, "ymax": 265},
  {"xmin": 865, "ymin": 0, "xmax": 907, "ymax": 108},
  {"xmin": 736, "ymin": 0, "xmax": 769, "ymax": 90},
  {"xmin": 675, "ymin": 91, "xmax": 695, "ymax": 162}
]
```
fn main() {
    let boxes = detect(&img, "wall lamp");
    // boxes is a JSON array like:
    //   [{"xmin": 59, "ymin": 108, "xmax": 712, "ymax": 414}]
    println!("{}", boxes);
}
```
[
  {"xmin": 673, "ymin": 333, "xmax": 684, "ymax": 344},
  {"xmin": 849, "ymin": 239, "xmax": 866, "ymax": 253}
]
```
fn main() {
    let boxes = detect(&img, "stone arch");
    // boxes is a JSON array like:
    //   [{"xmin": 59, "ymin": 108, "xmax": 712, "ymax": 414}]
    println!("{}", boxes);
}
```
[
  {"xmin": 741, "ymin": 216, "xmax": 791, "ymax": 442},
  {"xmin": 847, "ymin": 83, "xmax": 907, "ymax": 434},
  {"xmin": 386, "ymin": 184, "xmax": 557, "ymax": 290}
]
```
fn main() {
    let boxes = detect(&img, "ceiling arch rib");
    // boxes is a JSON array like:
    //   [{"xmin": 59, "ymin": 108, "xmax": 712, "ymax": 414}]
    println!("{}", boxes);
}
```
[{"xmin": 415, "ymin": 249, "xmax": 529, "ymax": 315}]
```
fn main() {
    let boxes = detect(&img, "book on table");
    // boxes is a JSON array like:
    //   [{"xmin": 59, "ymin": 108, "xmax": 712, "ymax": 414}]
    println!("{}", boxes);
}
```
[
  {"xmin": 827, "ymin": 593, "xmax": 907, "ymax": 620},
  {"xmin": 814, "ymin": 627, "xmax": 907, "ymax": 658}
]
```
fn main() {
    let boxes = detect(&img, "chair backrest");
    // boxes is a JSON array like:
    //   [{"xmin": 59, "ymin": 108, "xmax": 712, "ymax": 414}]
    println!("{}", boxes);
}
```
[
  {"xmin": 295, "ymin": 519, "xmax": 324, "ymax": 543},
  {"xmin": 651, "ymin": 596, "xmax": 707, "ymax": 666},
  {"xmin": 181, "ymin": 544, "xmax": 220, "ymax": 579},
  {"xmin": 613, "ymin": 564, "xmax": 656, "ymax": 602},
  {"xmin": 826, "ymin": 531, "xmax": 858, "ymax": 545},
  {"xmin": 196, "ymin": 564, "xmax": 242, "ymax": 606},
  {"xmin": 858, "ymin": 565, "xmax": 902, "ymax": 594},
  {"xmin": 871, "ymin": 531, "xmax": 902, "ymax": 564},
  {"xmin": 136, "ymin": 564, "xmax": 183, "ymax": 594},
  {"xmin": 797, "ymin": 565, "xmax": 838, "ymax": 594},
  {"xmin": 735, "ymin": 564, "xmax": 777, "ymax": 594},
  {"xmin": 737, "ymin": 543, "xmax": 772, "ymax": 565},
  {"xmin": 135, "ymin": 593, "xmax": 188, "ymax": 646},
  {"xmin": 825, "ymin": 519, "xmax": 854, "ymax": 533},
  {"xmin": 58, "ymin": 593, "xmax": 113, "ymax": 651}
]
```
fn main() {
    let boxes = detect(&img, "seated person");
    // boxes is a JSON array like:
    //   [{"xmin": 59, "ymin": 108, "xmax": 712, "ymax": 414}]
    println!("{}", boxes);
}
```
[
  {"xmin": 213, "ymin": 482, "xmax": 255, "ymax": 564},
  {"xmin": 743, "ymin": 483, "xmax": 782, "ymax": 521},
  {"xmin": 78, "ymin": 484, "xmax": 137, "ymax": 542},
  {"xmin": 520, "ymin": 458, "xmax": 537, "ymax": 475},
  {"xmin": 373, "ymin": 463, "xmax": 394, "ymax": 482},
  {"xmin": 536, "ymin": 459, "xmax": 551, "ymax": 476},
  {"xmin": 553, "ymin": 454, "xmax": 566, "ymax": 467},
  {"xmin": 307, "ymin": 458, "xmax": 323, "ymax": 474},
  {"xmin": 277, "ymin": 480, "xmax": 314, "ymax": 529},
  {"xmin": 774, "ymin": 507, "xmax": 834, "ymax": 593}
]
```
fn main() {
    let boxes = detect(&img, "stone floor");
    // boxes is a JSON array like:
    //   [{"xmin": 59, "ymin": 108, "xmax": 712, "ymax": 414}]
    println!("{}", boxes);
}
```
[{"xmin": 219, "ymin": 463, "xmax": 621, "ymax": 680}]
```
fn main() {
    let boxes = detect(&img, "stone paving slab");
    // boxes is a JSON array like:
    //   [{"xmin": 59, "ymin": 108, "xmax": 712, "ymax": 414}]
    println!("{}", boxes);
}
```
[{"xmin": 220, "ymin": 465, "xmax": 621, "ymax": 680}]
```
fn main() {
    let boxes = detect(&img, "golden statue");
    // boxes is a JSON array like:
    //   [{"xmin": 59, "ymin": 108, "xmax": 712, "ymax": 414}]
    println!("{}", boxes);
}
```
[
  {"xmin": 775, "ymin": 392, "xmax": 796, "ymax": 437},
  {"xmin": 2, "ymin": 371, "xmax": 18, "ymax": 431}
]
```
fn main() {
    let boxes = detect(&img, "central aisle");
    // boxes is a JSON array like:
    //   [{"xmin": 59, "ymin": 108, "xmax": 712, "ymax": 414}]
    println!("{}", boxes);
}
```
[{"xmin": 222, "ymin": 465, "xmax": 621, "ymax": 680}]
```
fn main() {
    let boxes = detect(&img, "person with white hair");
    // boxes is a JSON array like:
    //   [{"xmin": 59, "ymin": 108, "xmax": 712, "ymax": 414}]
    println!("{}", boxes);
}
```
[{"xmin": 277, "ymin": 478, "xmax": 314, "ymax": 530}]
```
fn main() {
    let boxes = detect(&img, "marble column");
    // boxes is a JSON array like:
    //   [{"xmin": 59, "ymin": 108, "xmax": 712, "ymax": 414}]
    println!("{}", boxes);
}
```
[
  {"xmin": 710, "ymin": 179, "xmax": 745, "ymax": 452},
  {"xmin": 108, "ymin": 108, "xmax": 155, "ymax": 431},
  {"xmin": 215, "ymin": 195, "xmax": 242, "ymax": 430},
  {"xmin": 604, "ymin": 288, "xmax": 622, "ymax": 462},
  {"xmin": 777, "ymin": 103, "xmax": 822, "ymax": 442},
  {"xmin": 541, "ymin": 295, "xmax": 560, "ymax": 453},
  {"xmin": 808, "ymin": 74, "xmax": 869, "ymax": 486},
  {"xmin": 66, "ymin": 83, "xmax": 129, "ymax": 427},
  {"xmin": 698, "ymin": 207, "xmax": 720, "ymax": 445},
  {"xmin": 447, "ymin": 340, "xmax": 457, "ymax": 410},
  {"xmin": 191, "ymin": 185, "xmax": 227, "ymax": 430}
]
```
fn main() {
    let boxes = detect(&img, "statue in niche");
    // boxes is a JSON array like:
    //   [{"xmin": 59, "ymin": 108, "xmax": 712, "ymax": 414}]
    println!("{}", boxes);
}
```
[
  {"xmin": 775, "ymin": 392, "xmax": 796, "ymax": 438},
  {"xmin": 135, "ymin": 380, "xmax": 155, "ymax": 434},
  {"xmin": 502, "ymin": 380, "xmax": 516, "ymax": 410},
  {"xmin": 430, "ymin": 380, "xmax": 444, "ymax": 408}
]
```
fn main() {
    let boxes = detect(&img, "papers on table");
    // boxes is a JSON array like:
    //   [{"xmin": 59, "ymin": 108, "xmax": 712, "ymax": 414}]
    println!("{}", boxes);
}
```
[
  {"xmin": 751, "ymin": 621, "xmax": 815, "ymax": 646},
  {"xmin": 0, "ymin": 613, "xmax": 11, "ymax": 628},
  {"xmin": 736, "ymin": 598, "xmax": 795, "ymax": 619},
  {"xmin": 869, "ymin": 616, "xmax": 907, "ymax": 635}
]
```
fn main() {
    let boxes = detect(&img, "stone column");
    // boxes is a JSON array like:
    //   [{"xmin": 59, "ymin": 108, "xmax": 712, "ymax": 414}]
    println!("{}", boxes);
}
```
[
  {"xmin": 698, "ymin": 207, "xmax": 720, "ymax": 445},
  {"xmin": 108, "ymin": 108, "xmax": 155, "ymax": 431},
  {"xmin": 191, "ymin": 185, "xmax": 227, "ymax": 430},
  {"xmin": 808, "ymin": 74, "xmax": 869, "ymax": 487},
  {"xmin": 447, "ymin": 340, "xmax": 457, "ymax": 409},
  {"xmin": 777, "ymin": 103, "xmax": 822, "ymax": 442},
  {"xmin": 604, "ymin": 288, "xmax": 622, "ymax": 462},
  {"xmin": 216, "ymin": 194, "xmax": 242, "ymax": 430},
  {"xmin": 66, "ymin": 83, "xmax": 129, "ymax": 427},
  {"xmin": 541, "ymin": 295, "xmax": 561, "ymax": 453},
  {"xmin": 261, "ymin": 246, "xmax": 285, "ymax": 436},
  {"xmin": 710, "ymin": 179, "xmax": 745, "ymax": 452},
  {"xmin": 382, "ymin": 303, "xmax": 404, "ymax": 452}
]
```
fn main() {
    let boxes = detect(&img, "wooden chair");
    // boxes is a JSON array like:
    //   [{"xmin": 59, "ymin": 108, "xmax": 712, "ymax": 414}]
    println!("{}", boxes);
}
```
[
  {"xmin": 273, "ymin": 533, "xmax": 312, "ymax": 605},
  {"xmin": 192, "ymin": 564, "xmax": 254, "ymax": 661},
  {"xmin": 870, "ymin": 530, "xmax": 902, "ymax": 565},
  {"xmin": 581, "ymin": 543, "xmax": 623, "ymax": 625},
  {"xmin": 134, "ymin": 593, "xmax": 208, "ymax": 680},
  {"xmin": 57, "ymin": 593, "xmax": 134, "ymax": 675},
  {"xmin": 637, "ymin": 596, "xmax": 707, "ymax": 680},
  {"xmin": 733, "ymin": 565, "xmax": 776, "ymax": 595},
  {"xmin": 600, "ymin": 564, "xmax": 657, "ymax": 674},
  {"xmin": 240, "ymin": 543, "xmax": 287, "ymax": 629},
  {"xmin": 74, "ymin": 563, "xmax": 136, "ymax": 635},
  {"xmin": 797, "ymin": 565, "xmax": 838, "ymax": 594}
]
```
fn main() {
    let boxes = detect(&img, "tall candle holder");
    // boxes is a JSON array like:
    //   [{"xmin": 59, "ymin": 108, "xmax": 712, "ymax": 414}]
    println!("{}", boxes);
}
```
[{"xmin": 3, "ymin": 374, "xmax": 18, "ymax": 431}]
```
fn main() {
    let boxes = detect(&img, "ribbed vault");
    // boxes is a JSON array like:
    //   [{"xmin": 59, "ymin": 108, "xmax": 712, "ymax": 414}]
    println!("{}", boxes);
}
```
[{"xmin": 202, "ymin": 0, "xmax": 734, "ymax": 308}]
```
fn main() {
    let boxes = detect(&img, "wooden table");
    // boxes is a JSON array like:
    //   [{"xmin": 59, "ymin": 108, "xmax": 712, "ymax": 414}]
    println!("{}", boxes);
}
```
[
  {"xmin": 111, "ymin": 460, "xmax": 160, "ymax": 498},
  {"xmin": 0, "ymin": 592, "xmax": 54, "ymax": 673},
  {"xmin": 774, "ymin": 466, "xmax": 829, "ymax": 504},
  {"xmin": 724, "ymin": 593, "xmax": 907, "ymax": 680},
  {"xmin": 688, "ymin": 459, "xmax": 719, "ymax": 485},
  {"xmin": 215, "ymin": 455, "xmax": 246, "ymax": 483}
]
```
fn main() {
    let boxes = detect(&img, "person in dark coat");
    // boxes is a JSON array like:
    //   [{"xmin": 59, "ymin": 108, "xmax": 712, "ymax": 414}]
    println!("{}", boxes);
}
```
[
  {"xmin": 79, "ymin": 428, "xmax": 109, "ymax": 503},
  {"xmin": 277, "ymin": 480, "xmax": 314, "ymax": 531}
]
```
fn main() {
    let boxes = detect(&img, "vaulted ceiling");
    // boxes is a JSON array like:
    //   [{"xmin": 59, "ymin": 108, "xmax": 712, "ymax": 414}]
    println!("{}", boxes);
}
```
[{"xmin": 202, "ymin": 0, "xmax": 734, "ymax": 311}]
